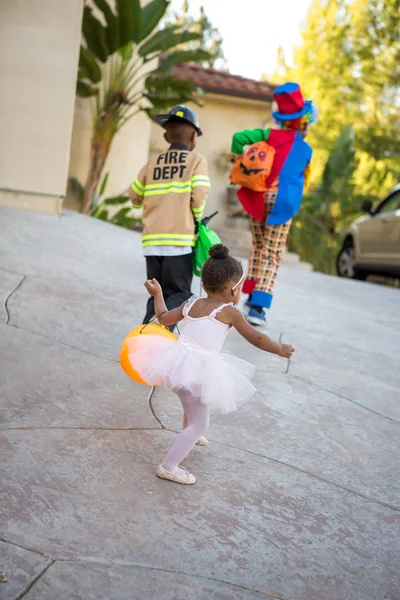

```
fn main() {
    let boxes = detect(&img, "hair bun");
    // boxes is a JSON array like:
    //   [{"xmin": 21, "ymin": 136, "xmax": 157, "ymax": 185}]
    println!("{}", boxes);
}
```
[{"xmin": 209, "ymin": 244, "xmax": 230, "ymax": 259}]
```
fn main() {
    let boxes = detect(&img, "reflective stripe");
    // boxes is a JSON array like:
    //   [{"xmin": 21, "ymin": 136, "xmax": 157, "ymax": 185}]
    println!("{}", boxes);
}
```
[
  {"xmin": 131, "ymin": 179, "xmax": 145, "ymax": 194},
  {"xmin": 141, "ymin": 177, "xmax": 210, "ymax": 196},
  {"xmin": 144, "ymin": 184, "xmax": 191, "ymax": 197},
  {"xmin": 132, "ymin": 203, "xmax": 142, "ymax": 209},
  {"xmin": 191, "ymin": 175, "xmax": 211, "ymax": 188},
  {"xmin": 142, "ymin": 233, "xmax": 195, "ymax": 247},
  {"xmin": 143, "ymin": 233, "xmax": 195, "ymax": 241},
  {"xmin": 192, "ymin": 205, "xmax": 204, "ymax": 218},
  {"xmin": 142, "ymin": 240, "xmax": 195, "ymax": 247},
  {"xmin": 192, "ymin": 181, "xmax": 211, "ymax": 188},
  {"xmin": 145, "ymin": 180, "xmax": 191, "ymax": 190},
  {"xmin": 191, "ymin": 175, "xmax": 210, "ymax": 182}
]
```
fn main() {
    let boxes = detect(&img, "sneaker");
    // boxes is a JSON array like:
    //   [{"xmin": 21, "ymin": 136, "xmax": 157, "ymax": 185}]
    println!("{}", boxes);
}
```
[
  {"xmin": 246, "ymin": 307, "xmax": 267, "ymax": 327},
  {"xmin": 243, "ymin": 295, "xmax": 253, "ymax": 316}
]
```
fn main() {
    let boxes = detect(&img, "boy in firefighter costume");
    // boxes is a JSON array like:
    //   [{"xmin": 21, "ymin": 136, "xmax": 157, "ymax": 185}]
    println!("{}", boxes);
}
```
[
  {"xmin": 230, "ymin": 82, "xmax": 317, "ymax": 326},
  {"xmin": 130, "ymin": 106, "xmax": 210, "ymax": 327}
]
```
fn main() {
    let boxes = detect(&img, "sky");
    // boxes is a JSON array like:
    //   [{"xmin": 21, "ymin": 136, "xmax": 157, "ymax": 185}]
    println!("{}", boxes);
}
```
[{"xmin": 170, "ymin": 0, "xmax": 312, "ymax": 81}]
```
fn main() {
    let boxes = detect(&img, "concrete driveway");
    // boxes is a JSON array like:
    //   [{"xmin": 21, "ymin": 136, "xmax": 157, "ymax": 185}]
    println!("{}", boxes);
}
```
[{"xmin": 1, "ymin": 207, "xmax": 399, "ymax": 600}]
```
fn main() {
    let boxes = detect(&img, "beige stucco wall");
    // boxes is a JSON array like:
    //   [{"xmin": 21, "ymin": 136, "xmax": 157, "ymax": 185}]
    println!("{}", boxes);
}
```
[
  {"xmin": 150, "ymin": 93, "xmax": 272, "ymax": 227},
  {"xmin": 0, "ymin": 0, "xmax": 83, "ymax": 214}
]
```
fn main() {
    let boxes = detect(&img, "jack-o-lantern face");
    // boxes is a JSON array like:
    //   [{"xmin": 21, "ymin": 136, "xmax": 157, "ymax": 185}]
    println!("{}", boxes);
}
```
[{"xmin": 230, "ymin": 141, "xmax": 275, "ymax": 192}]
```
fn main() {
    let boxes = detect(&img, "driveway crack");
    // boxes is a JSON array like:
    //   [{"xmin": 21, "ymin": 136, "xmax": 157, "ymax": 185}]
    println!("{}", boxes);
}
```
[
  {"xmin": 144, "ymin": 389, "xmax": 400, "ymax": 511},
  {"xmin": 290, "ymin": 373, "xmax": 400, "ymax": 425},
  {"xmin": 210, "ymin": 438, "xmax": 400, "ymax": 512},
  {"xmin": 14, "ymin": 560, "xmax": 54, "ymax": 600},
  {"xmin": 4, "ymin": 275, "xmax": 25, "ymax": 324}
]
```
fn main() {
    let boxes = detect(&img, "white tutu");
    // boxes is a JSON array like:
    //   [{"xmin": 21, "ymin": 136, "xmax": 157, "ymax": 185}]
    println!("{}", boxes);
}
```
[{"xmin": 127, "ymin": 335, "xmax": 256, "ymax": 414}]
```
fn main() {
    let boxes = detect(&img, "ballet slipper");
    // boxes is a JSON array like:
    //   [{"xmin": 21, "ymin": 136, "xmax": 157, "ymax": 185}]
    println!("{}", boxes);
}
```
[
  {"xmin": 196, "ymin": 436, "xmax": 209, "ymax": 446},
  {"xmin": 156, "ymin": 464, "xmax": 196, "ymax": 485}
]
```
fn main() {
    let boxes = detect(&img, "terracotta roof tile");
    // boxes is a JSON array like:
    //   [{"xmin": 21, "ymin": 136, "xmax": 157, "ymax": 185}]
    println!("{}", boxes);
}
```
[{"xmin": 173, "ymin": 63, "xmax": 275, "ymax": 102}]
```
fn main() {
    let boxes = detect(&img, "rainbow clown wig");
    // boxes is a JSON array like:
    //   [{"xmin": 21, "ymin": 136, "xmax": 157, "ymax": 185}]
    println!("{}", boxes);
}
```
[{"xmin": 272, "ymin": 82, "xmax": 318, "ymax": 131}]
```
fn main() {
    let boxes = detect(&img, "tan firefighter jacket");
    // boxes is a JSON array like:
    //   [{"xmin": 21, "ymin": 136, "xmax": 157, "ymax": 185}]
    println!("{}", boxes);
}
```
[{"xmin": 130, "ymin": 146, "xmax": 210, "ymax": 248}]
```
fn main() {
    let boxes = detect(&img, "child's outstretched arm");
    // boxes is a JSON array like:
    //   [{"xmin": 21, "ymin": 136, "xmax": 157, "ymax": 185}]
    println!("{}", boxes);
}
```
[
  {"xmin": 225, "ymin": 307, "xmax": 294, "ymax": 359},
  {"xmin": 144, "ymin": 280, "xmax": 185, "ymax": 327}
]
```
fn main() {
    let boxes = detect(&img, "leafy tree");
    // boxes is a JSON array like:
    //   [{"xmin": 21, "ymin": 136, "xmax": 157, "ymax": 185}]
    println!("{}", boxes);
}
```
[
  {"xmin": 77, "ymin": 0, "xmax": 213, "ymax": 214},
  {"xmin": 349, "ymin": 0, "xmax": 400, "ymax": 195},
  {"xmin": 289, "ymin": 126, "xmax": 358, "ymax": 274},
  {"xmin": 163, "ymin": 0, "xmax": 226, "ymax": 69},
  {"xmin": 274, "ymin": 0, "xmax": 400, "ymax": 199},
  {"xmin": 274, "ymin": 0, "xmax": 400, "ymax": 275},
  {"xmin": 306, "ymin": 125, "xmax": 357, "ymax": 230}
]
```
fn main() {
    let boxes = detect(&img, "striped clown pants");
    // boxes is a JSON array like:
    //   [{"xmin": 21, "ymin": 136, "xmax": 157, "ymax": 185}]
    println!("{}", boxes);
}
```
[{"xmin": 243, "ymin": 196, "xmax": 291, "ymax": 310}]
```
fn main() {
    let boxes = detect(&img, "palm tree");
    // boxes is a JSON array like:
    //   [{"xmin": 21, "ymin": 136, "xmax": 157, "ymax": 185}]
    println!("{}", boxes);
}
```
[{"xmin": 77, "ymin": 0, "xmax": 211, "ymax": 214}]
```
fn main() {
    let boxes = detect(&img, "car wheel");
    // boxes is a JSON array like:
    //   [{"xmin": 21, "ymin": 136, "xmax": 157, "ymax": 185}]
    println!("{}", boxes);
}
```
[{"xmin": 336, "ymin": 239, "xmax": 367, "ymax": 280}]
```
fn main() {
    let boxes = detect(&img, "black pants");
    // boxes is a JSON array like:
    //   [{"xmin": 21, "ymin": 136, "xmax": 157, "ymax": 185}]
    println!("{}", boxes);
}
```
[{"xmin": 143, "ymin": 253, "xmax": 193, "ymax": 326}]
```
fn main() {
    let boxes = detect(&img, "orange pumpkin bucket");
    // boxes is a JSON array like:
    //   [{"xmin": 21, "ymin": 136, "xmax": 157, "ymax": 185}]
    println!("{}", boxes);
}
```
[
  {"xmin": 119, "ymin": 323, "xmax": 177, "ymax": 385},
  {"xmin": 230, "ymin": 141, "xmax": 275, "ymax": 192}
]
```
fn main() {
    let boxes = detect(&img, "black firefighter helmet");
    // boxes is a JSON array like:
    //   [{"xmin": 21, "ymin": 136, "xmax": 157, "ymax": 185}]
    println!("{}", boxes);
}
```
[{"xmin": 155, "ymin": 105, "xmax": 202, "ymax": 136}]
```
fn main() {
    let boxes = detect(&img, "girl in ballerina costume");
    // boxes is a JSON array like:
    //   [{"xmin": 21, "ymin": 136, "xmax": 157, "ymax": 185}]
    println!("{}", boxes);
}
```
[
  {"xmin": 128, "ymin": 244, "xmax": 294, "ymax": 485},
  {"xmin": 230, "ymin": 82, "xmax": 318, "ymax": 326}
]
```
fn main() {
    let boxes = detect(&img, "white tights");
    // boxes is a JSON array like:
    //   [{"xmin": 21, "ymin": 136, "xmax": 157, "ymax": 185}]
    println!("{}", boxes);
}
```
[{"xmin": 162, "ymin": 389, "xmax": 210, "ymax": 472}]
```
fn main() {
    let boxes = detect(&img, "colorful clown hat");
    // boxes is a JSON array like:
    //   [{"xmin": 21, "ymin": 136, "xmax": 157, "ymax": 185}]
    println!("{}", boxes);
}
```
[{"xmin": 272, "ymin": 82, "xmax": 316, "ymax": 122}]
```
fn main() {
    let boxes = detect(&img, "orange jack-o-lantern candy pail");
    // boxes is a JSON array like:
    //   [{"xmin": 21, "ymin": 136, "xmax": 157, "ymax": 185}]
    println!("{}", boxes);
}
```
[{"xmin": 230, "ymin": 141, "xmax": 275, "ymax": 192}]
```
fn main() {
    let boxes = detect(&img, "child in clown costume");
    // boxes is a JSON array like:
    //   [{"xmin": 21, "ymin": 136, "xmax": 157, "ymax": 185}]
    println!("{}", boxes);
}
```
[{"xmin": 230, "ymin": 82, "xmax": 317, "ymax": 326}]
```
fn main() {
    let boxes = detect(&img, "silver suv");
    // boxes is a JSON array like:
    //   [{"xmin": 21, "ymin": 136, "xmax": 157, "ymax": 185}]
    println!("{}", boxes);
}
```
[{"xmin": 336, "ymin": 184, "xmax": 400, "ymax": 280}]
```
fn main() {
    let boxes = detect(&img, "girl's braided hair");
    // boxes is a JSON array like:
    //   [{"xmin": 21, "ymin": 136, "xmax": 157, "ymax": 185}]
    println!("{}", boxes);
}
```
[{"xmin": 201, "ymin": 244, "xmax": 243, "ymax": 292}]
